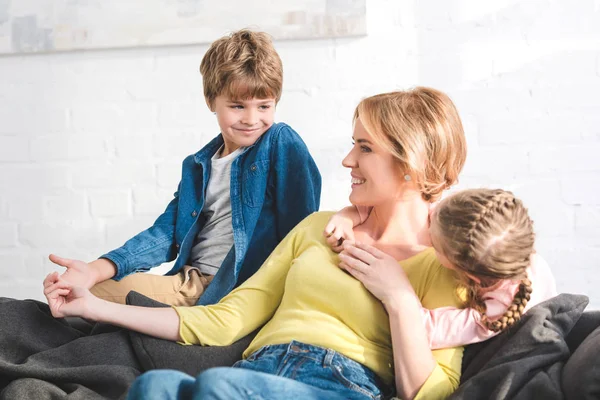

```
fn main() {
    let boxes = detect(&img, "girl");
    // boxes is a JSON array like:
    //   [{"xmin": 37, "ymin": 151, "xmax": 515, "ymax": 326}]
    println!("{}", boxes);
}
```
[{"xmin": 328, "ymin": 188, "xmax": 557, "ymax": 348}]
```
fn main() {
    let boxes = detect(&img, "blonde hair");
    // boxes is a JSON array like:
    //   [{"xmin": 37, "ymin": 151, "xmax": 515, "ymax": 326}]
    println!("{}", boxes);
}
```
[
  {"xmin": 200, "ymin": 29, "xmax": 283, "ymax": 108},
  {"xmin": 353, "ymin": 87, "xmax": 467, "ymax": 201},
  {"xmin": 432, "ymin": 188, "xmax": 535, "ymax": 332}
]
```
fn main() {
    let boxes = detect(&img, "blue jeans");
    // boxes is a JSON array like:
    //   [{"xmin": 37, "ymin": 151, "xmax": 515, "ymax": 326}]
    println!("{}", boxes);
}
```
[{"xmin": 127, "ymin": 341, "xmax": 391, "ymax": 400}]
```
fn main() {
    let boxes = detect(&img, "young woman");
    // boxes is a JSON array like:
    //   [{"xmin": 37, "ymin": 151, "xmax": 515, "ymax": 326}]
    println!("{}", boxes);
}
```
[{"xmin": 45, "ymin": 87, "xmax": 468, "ymax": 400}]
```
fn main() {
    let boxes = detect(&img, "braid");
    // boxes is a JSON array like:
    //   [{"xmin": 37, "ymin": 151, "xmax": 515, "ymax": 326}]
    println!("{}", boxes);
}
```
[
  {"xmin": 481, "ymin": 278, "xmax": 533, "ymax": 332},
  {"xmin": 465, "ymin": 191, "xmax": 516, "ymax": 255},
  {"xmin": 432, "ymin": 188, "xmax": 536, "ymax": 333}
]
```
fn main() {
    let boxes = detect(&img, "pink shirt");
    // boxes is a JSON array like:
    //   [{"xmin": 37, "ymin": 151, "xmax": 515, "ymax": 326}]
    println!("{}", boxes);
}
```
[
  {"xmin": 354, "ymin": 205, "xmax": 558, "ymax": 349},
  {"xmin": 422, "ymin": 253, "xmax": 557, "ymax": 349}
]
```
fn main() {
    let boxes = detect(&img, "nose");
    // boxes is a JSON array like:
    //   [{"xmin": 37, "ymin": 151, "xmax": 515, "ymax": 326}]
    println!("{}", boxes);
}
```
[
  {"xmin": 342, "ymin": 148, "xmax": 357, "ymax": 169},
  {"xmin": 241, "ymin": 108, "xmax": 258, "ymax": 126}
]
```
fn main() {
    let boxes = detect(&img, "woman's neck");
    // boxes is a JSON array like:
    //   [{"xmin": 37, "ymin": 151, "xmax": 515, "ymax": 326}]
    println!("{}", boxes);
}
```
[{"xmin": 354, "ymin": 194, "xmax": 431, "ymax": 258}]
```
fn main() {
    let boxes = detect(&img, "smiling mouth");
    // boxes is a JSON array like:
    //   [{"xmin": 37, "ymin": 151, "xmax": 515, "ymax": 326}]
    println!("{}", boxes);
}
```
[{"xmin": 351, "ymin": 178, "xmax": 366, "ymax": 185}]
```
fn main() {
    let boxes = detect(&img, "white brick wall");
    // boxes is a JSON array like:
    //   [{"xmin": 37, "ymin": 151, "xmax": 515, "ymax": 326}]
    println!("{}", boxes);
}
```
[{"xmin": 0, "ymin": 0, "xmax": 599, "ymax": 308}]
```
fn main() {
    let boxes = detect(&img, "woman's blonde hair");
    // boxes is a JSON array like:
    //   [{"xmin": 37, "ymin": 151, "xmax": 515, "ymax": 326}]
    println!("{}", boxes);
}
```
[
  {"xmin": 200, "ymin": 29, "xmax": 283, "ymax": 108},
  {"xmin": 354, "ymin": 87, "xmax": 467, "ymax": 201},
  {"xmin": 432, "ymin": 188, "xmax": 535, "ymax": 332}
]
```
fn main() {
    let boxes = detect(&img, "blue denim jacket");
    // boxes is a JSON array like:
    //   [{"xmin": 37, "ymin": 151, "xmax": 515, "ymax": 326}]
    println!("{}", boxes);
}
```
[{"xmin": 101, "ymin": 122, "xmax": 321, "ymax": 305}]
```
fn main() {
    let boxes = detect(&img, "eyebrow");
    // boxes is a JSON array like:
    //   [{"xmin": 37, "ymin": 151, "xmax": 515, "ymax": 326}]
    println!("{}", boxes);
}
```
[
  {"xmin": 352, "ymin": 137, "xmax": 373, "ymax": 144},
  {"xmin": 227, "ymin": 99, "xmax": 275, "ymax": 104}
]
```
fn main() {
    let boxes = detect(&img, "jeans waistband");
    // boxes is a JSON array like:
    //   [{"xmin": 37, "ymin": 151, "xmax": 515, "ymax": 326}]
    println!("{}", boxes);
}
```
[{"xmin": 254, "ymin": 340, "xmax": 380, "ymax": 382}]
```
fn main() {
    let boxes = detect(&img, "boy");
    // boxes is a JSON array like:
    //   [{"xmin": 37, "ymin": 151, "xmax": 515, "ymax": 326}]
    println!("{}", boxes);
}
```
[{"xmin": 49, "ymin": 29, "xmax": 321, "ymax": 306}]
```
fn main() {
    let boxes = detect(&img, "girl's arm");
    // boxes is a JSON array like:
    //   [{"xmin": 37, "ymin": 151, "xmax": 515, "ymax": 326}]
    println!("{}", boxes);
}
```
[
  {"xmin": 422, "ymin": 305, "xmax": 500, "ymax": 349},
  {"xmin": 424, "ymin": 254, "xmax": 560, "ymax": 349},
  {"xmin": 324, "ymin": 205, "xmax": 371, "ymax": 251}
]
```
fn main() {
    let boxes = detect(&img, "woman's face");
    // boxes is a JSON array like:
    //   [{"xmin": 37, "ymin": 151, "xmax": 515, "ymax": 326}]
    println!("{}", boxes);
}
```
[{"xmin": 342, "ymin": 118, "xmax": 406, "ymax": 207}]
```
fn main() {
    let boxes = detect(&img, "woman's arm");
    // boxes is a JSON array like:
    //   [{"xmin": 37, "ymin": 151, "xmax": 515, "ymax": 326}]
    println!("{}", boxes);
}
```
[
  {"xmin": 92, "ymin": 299, "xmax": 181, "ymax": 341},
  {"xmin": 387, "ymin": 293, "xmax": 439, "ymax": 399}
]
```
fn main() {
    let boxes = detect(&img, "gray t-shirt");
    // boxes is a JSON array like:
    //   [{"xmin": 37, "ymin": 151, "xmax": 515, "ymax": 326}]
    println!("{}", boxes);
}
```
[{"xmin": 190, "ymin": 146, "xmax": 244, "ymax": 275}]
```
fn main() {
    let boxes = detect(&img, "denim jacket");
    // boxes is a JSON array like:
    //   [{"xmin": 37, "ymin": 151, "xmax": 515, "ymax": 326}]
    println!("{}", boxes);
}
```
[{"xmin": 101, "ymin": 122, "xmax": 321, "ymax": 305}]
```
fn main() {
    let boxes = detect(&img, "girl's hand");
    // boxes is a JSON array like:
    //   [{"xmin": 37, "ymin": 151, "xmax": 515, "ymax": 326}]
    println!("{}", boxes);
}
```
[
  {"xmin": 339, "ymin": 242, "xmax": 417, "ymax": 308},
  {"xmin": 324, "ymin": 215, "xmax": 356, "ymax": 253},
  {"xmin": 43, "ymin": 272, "xmax": 100, "ymax": 319}
]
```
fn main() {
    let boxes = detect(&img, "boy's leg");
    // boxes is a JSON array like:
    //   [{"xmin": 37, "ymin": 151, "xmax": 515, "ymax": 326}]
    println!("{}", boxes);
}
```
[{"xmin": 90, "ymin": 266, "xmax": 212, "ymax": 306}]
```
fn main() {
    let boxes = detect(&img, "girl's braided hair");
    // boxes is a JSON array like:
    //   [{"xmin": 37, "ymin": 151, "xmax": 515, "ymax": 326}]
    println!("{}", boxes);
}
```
[{"xmin": 431, "ymin": 189, "xmax": 535, "ymax": 332}]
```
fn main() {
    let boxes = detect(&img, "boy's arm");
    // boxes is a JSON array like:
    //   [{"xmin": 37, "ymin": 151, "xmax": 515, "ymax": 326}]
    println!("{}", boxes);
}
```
[{"xmin": 271, "ymin": 126, "xmax": 321, "ymax": 239}]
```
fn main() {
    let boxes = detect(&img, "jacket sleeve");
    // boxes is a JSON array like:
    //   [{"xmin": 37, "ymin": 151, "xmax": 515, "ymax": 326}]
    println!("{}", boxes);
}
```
[
  {"xmin": 100, "ymin": 184, "xmax": 180, "ymax": 280},
  {"xmin": 271, "ymin": 125, "xmax": 322, "ymax": 240}
]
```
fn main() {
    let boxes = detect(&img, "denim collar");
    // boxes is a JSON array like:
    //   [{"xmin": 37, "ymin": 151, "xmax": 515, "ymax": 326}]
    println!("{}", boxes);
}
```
[{"xmin": 193, "ymin": 125, "xmax": 276, "ymax": 166}]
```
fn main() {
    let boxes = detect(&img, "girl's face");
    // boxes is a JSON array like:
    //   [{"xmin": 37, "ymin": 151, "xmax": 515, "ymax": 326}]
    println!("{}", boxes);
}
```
[{"xmin": 341, "ymin": 118, "xmax": 407, "ymax": 207}]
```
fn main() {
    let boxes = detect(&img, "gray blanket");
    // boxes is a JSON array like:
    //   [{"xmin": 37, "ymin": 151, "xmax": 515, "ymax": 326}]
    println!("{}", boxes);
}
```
[
  {"xmin": 1, "ymin": 293, "xmax": 597, "ymax": 399},
  {"xmin": 449, "ymin": 293, "xmax": 595, "ymax": 400},
  {"xmin": 0, "ymin": 294, "xmax": 251, "ymax": 400}
]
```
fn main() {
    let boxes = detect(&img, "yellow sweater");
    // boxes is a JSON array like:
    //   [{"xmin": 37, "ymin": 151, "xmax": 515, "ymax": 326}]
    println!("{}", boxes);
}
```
[{"xmin": 174, "ymin": 212, "xmax": 464, "ymax": 399}]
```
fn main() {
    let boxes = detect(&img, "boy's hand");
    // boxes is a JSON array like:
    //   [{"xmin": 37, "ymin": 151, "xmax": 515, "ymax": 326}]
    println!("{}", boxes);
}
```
[
  {"xmin": 49, "ymin": 254, "xmax": 98, "ymax": 289},
  {"xmin": 324, "ymin": 214, "xmax": 356, "ymax": 253},
  {"xmin": 43, "ymin": 272, "xmax": 98, "ymax": 319}
]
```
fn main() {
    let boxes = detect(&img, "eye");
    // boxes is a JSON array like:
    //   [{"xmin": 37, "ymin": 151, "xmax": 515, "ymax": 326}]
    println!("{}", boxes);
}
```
[
  {"xmin": 229, "ymin": 105, "xmax": 243, "ymax": 110},
  {"xmin": 360, "ymin": 145, "xmax": 372, "ymax": 153},
  {"xmin": 259, "ymin": 104, "xmax": 272, "ymax": 110}
]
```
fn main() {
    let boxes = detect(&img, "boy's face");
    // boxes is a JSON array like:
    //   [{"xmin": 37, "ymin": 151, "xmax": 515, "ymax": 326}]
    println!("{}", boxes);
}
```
[{"xmin": 212, "ymin": 95, "xmax": 276, "ymax": 157}]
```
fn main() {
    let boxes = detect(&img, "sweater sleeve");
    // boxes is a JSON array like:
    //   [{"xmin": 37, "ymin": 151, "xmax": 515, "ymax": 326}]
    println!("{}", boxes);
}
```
[
  {"xmin": 173, "ymin": 215, "xmax": 313, "ymax": 346},
  {"xmin": 412, "ymin": 261, "xmax": 464, "ymax": 400},
  {"xmin": 421, "ymin": 305, "xmax": 500, "ymax": 349}
]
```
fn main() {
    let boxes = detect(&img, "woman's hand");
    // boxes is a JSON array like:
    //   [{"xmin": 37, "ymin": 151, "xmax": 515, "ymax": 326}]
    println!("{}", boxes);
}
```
[
  {"xmin": 339, "ymin": 242, "xmax": 417, "ymax": 308},
  {"xmin": 43, "ymin": 271, "xmax": 101, "ymax": 319}
]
